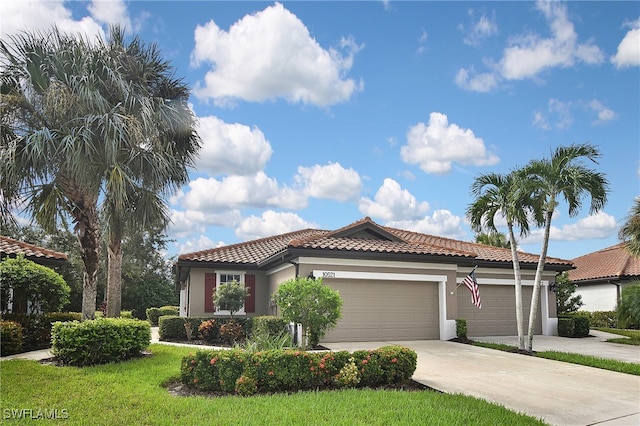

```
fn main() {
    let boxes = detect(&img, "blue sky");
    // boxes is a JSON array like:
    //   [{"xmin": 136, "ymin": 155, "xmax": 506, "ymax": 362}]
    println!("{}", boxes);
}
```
[{"xmin": 3, "ymin": 1, "xmax": 639, "ymax": 261}]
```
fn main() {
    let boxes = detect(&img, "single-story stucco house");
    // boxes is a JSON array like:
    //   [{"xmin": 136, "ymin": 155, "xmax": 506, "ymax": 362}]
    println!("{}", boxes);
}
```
[
  {"xmin": 0, "ymin": 235, "xmax": 69, "ymax": 313},
  {"xmin": 174, "ymin": 217, "xmax": 573, "ymax": 342},
  {"xmin": 569, "ymin": 243, "xmax": 640, "ymax": 312}
]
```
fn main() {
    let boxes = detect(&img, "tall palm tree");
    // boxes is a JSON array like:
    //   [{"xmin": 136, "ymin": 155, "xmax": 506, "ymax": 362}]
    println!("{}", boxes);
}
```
[
  {"xmin": 475, "ymin": 231, "xmax": 511, "ymax": 248},
  {"xmin": 467, "ymin": 170, "xmax": 542, "ymax": 350},
  {"xmin": 0, "ymin": 27, "xmax": 200, "ymax": 320},
  {"xmin": 618, "ymin": 197, "xmax": 640, "ymax": 257},
  {"xmin": 101, "ymin": 29, "xmax": 200, "ymax": 318},
  {"xmin": 523, "ymin": 144, "xmax": 609, "ymax": 352}
]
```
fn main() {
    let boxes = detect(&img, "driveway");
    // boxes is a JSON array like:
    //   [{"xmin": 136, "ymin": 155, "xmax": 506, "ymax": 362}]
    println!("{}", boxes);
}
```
[{"xmin": 324, "ymin": 339, "xmax": 640, "ymax": 426}]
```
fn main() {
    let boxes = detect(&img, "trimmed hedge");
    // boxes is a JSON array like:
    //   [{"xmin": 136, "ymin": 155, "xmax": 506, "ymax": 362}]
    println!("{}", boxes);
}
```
[
  {"xmin": 180, "ymin": 345, "xmax": 417, "ymax": 395},
  {"xmin": 571, "ymin": 311, "xmax": 617, "ymax": 328},
  {"xmin": 52, "ymin": 318, "xmax": 151, "ymax": 366},
  {"xmin": 251, "ymin": 316, "xmax": 289, "ymax": 338},
  {"xmin": 146, "ymin": 306, "xmax": 180, "ymax": 326},
  {"xmin": 1, "ymin": 312, "xmax": 82, "ymax": 352},
  {"xmin": 558, "ymin": 316, "xmax": 589, "ymax": 338},
  {"xmin": 158, "ymin": 315, "xmax": 252, "ymax": 344},
  {"xmin": 0, "ymin": 320, "xmax": 24, "ymax": 356}
]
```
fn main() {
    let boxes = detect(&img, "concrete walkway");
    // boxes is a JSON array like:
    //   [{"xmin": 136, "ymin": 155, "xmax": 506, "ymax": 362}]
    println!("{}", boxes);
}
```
[{"xmin": 325, "ymin": 339, "xmax": 640, "ymax": 426}]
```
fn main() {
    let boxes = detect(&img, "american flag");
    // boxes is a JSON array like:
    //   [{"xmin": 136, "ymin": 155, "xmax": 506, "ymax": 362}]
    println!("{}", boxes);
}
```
[{"xmin": 462, "ymin": 270, "xmax": 482, "ymax": 309}]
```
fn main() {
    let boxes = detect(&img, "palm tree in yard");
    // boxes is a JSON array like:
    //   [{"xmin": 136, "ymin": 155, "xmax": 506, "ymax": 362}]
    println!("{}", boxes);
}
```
[
  {"xmin": 618, "ymin": 197, "xmax": 640, "ymax": 257},
  {"xmin": 523, "ymin": 144, "xmax": 609, "ymax": 352},
  {"xmin": 475, "ymin": 231, "xmax": 511, "ymax": 248},
  {"xmin": 0, "ymin": 27, "xmax": 200, "ymax": 319},
  {"xmin": 467, "ymin": 170, "xmax": 542, "ymax": 351}
]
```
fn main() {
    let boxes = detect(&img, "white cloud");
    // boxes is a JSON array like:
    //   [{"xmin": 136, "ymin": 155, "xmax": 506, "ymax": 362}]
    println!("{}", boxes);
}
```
[
  {"xmin": 168, "ymin": 209, "xmax": 242, "ymax": 238},
  {"xmin": 87, "ymin": 0, "xmax": 133, "ymax": 31},
  {"xmin": 532, "ymin": 98, "xmax": 573, "ymax": 130},
  {"xmin": 400, "ymin": 112, "xmax": 499, "ymax": 174},
  {"xmin": 182, "ymin": 174, "xmax": 306, "ymax": 212},
  {"xmin": 521, "ymin": 211, "xmax": 617, "ymax": 244},
  {"xmin": 499, "ymin": 1, "xmax": 604, "ymax": 80},
  {"xmin": 196, "ymin": 116, "xmax": 273, "ymax": 176},
  {"xmin": 463, "ymin": 10, "xmax": 498, "ymax": 46},
  {"xmin": 1, "ymin": 0, "xmax": 105, "ymax": 39},
  {"xmin": 191, "ymin": 2, "xmax": 363, "ymax": 107},
  {"xmin": 387, "ymin": 209, "xmax": 467, "ymax": 240},
  {"xmin": 295, "ymin": 162, "xmax": 363, "ymax": 202},
  {"xmin": 235, "ymin": 210, "xmax": 317, "ymax": 240},
  {"xmin": 177, "ymin": 235, "xmax": 225, "ymax": 255},
  {"xmin": 588, "ymin": 100, "xmax": 617, "ymax": 125},
  {"xmin": 611, "ymin": 19, "xmax": 640, "ymax": 69},
  {"xmin": 359, "ymin": 178, "xmax": 429, "ymax": 221},
  {"xmin": 455, "ymin": 67, "xmax": 500, "ymax": 92}
]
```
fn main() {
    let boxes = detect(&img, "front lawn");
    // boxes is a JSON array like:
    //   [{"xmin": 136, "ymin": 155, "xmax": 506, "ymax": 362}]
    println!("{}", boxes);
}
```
[
  {"xmin": 594, "ymin": 328, "xmax": 640, "ymax": 346},
  {"xmin": 0, "ymin": 344, "xmax": 545, "ymax": 425}
]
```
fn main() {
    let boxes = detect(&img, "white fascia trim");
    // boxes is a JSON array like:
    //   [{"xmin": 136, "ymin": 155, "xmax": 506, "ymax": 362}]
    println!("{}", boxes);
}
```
[
  {"xmin": 459, "ymin": 278, "xmax": 549, "ymax": 287},
  {"xmin": 298, "ymin": 256, "xmax": 457, "ymax": 271},
  {"xmin": 312, "ymin": 270, "xmax": 447, "ymax": 282},
  {"xmin": 266, "ymin": 263, "xmax": 295, "ymax": 276}
]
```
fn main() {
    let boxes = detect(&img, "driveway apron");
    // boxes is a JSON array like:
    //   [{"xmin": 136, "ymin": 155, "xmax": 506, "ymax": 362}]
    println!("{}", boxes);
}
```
[{"xmin": 325, "ymin": 340, "xmax": 640, "ymax": 426}]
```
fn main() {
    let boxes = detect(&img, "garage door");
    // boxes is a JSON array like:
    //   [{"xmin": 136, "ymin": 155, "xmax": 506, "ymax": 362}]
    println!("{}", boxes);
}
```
[
  {"xmin": 458, "ymin": 285, "xmax": 542, "ymax": 336},
  {"xmin": 322, "ymin": 279, "xmax": 439, "ymax": 342}
]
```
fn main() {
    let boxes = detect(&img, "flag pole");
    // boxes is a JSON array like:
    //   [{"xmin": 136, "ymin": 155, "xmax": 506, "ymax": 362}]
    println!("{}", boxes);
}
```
[{"xmin": 456, "ymin": 265, "xmax": 478, "ymax": 289}]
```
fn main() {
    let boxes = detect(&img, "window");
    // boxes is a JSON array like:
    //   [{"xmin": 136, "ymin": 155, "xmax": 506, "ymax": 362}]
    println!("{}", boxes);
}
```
[
  {"xmin": 216, "ymin": 273, "xmax": 243, "ymax": 313},
  {"xmin": 204, "ymin": 271, "xmax": 256, "ymax": 315}
]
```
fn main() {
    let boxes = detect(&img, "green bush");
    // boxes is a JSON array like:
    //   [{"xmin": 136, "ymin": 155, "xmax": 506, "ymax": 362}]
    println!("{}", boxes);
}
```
[
  {"xmin": 146, "ymin": 306, "xmax": 180, "ymax": 326},
  {"xmin": 1, "ymin": 312, "xmax": 82, "ymax": 351},
  {"xmin": 617, "ymin": 284, "xmax": 640, "ymax": 329},
  {"xmin": 251, "ymin": 316, "xmax": 289, "ymax": 338},
  {"xmin": 0, "ymin": 320, "xmax": 24, "ymax": 355},
  {"xmin": 558, "ymin": 317, "xmax": 575, "ymax": 337},
  {"xmin": 589, "ymin": 311, "xmax": 618, "ymax": 328},
  {"xmin": 573, "ymin": 316, "xmax": 590, "ymax": 337},
  {"xmin": 52, "ymin": 318, "xmax": 151, "ymax": 366},
  {"xmin": 159, "ymin": 316, "xmax": 252, "ymax": 343},
  {"xmin": 198, "ymin": 319, "xmax": 219, "ymax": 343},
  {"xmin": 180, "ymin": 345, "xmax": 417, "ymax": 394},
  {"xmin": 455, "ymin": 318, "xmax": 468, "ymax": 340}
]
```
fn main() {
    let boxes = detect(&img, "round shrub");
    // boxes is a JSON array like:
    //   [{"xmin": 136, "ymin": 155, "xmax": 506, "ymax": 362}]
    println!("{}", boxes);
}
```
[
  {"xmin": 0, "ymin": 320, "xmax": 24, "ymax": 355},
  {"xmin": 146, "ymin": 306, "xmax": 180, "ymax": 326},
  {"xmin": 198, "ymin": 319, "xmax": 218, "ymax": 343},
  {"xmin": 51, "ymin": 318, "xmax": 150, "ymax": 366}
]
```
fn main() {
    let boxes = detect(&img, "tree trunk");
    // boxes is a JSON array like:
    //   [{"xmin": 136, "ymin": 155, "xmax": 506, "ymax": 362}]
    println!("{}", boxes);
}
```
[
  {"xmin": 106, "ymin": 236, "xmax": 123, "ymax": 318},
  {"xmin": 526, "ymin": 211, "xmax": 553, "ymax": 352},
  {"xmin": 507, "ymin": 224, "xmax": 525, "ymax": 351}
]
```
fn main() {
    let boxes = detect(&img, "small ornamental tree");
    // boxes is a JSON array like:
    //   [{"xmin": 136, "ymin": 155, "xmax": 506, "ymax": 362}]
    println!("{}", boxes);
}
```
[
  {"xmin": 273, "ymin": 277, "xmax": 342, "ymax": 348},
  {"xmin": 213, "ymin": 280, "xmax": 249, "ymax": 319},
  {"xmin": 555, "ymin": 272, "xmax": 584, "ymax": 315},
  {"xmin": 617, "ymin": 282, "xmax": 640, "ymax": 329},
  {"xmin": 0, "ymin": 255, "xmax": 71, "ymax": 314}
]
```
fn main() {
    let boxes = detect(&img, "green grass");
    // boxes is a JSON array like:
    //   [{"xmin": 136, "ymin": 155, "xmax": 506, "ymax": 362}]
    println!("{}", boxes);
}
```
[
  {"xmin": 595, "ymin": 328, "xmax": 640, "ymax": 345},
  {"xmin": 0, "ymin": 344, "xmax": 545, "ymax": 425},
  {"xmin": 472, "ymin": 341, "xmax": 640, "ymax": 376}
]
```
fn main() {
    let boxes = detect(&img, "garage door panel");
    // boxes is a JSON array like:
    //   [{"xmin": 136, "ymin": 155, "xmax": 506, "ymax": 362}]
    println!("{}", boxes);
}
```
[
  {"xmin": 458, "ymin": 285, "xmax": 542, "ymax": 336},
  {"xmin": 323, "ymin": 279, "xmax": 439, "ymax": 342}
]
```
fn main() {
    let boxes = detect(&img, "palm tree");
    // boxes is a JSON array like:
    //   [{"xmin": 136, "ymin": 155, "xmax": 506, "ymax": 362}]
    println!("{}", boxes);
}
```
[
  {"xmin": 523, "ymin": 144, "xmax": 609, "ymax": 352},
  {"xmin": 467, "ymin": 170, "xmax": 542, "ymax": 350},
  {"xmin": 102, "ymin": 29, "xmax": 200, "ymax": 318},
  {"xmin": 475, "ymin": 231, "xmax": 511, "ymax": 248},
  {"xmin": 618, "ymin": 197, "xmax": 640, "ymax": 257},
  {"xmin": 0, "ymin": 27, "xmax": 200, "ymax": 320}
]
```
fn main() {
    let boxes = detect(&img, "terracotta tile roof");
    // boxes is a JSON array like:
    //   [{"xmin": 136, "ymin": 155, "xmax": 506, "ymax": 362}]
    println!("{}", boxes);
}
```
[
  {"xmin": 568, "ymin": 243, "xmax": 640, "ymax": 282},
  {"xmin": 0, "ymin": 235, "xmax": 68, "ymax": 262},
  {"xmin": 178, "ymin": 217, "xmax": 573, "ymax": 269}
]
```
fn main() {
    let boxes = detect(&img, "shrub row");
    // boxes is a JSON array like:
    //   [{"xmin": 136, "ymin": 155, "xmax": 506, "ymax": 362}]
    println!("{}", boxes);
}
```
[
  {"xmin": 180, "ymin": 345, "xmax": 417, "ymax": 395},
  {"xmin": 146, "ymin": 306, "xmax": 180, "ymax": 326},
  {"xmin": 558, "ymin": 316, "xmax": 590, "ymax": 337},
  {"xmin": 52, "ymin": 318, "xmax": 151, "ymax": 366},
  {"xmin": 0, "ymin": 312, "xmax": 82, "ymax": 352},
  {"xmin": 570, "ymin": 311, "xmax": 618, "ymax": 329},
  {"xmin": 158, "ymin": 315, "xmax": 253, "ymax": 344},
  {"xmin": 0, "ymin": 320, "xmax": 24, "ymax": 355}
]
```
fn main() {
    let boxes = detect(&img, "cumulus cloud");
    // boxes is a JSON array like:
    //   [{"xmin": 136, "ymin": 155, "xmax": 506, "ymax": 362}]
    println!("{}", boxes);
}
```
[
  {"xmin": 532, "ymin": 98, "xmax": 573, "ymax": 130},
  {"xmin": 521, "ymin": 211, "xmax": 617, "ymax": 244},
  {"xmin": 387, "ymin": 209, "xmax": 467, "ymax": 240},
  {"xmin": 400, "ymin": 112, "xmax": 499, "ymax": 174},
  {"xmin": 196, "ymin": 116, "xmax": 273, "ymax": 176},
  {"xmin": 87, "ymin": 0, "xmax": 133, "ymax": 31},
  {"xmin": 295, "ymin": 162, "xmax": 363, "ymax": 202},
  {"xmin": 1, "ymin": 0, "xmax": 106, "ymax": 39},
  {"xmin": 168, "ymin": 209, "xmax": 242, "ymax": 238},
  {"xmin": 191, "ymin": 2, "xmax": 363, "ymax": 106},
  {"xmin": 359, "ymin": 178, "xmax": 429, "ymax": 221},
  {"xmin": 456, "ymin": 1, "xmax": 604, "ymax": 92},
  {"xmin": 611, "ymin": 19, "xmax": 640, "ymax": 69},
  {"xmin": 177, "ymin": 235, "xmax": 225, "ymax": 255},
  {"xmin": 588, "ymin": 100, "xmax": 617, "ymax": 125},
  {"xmin": 235, "ymin": 210, "xmax": 317, "ymax": 241}
]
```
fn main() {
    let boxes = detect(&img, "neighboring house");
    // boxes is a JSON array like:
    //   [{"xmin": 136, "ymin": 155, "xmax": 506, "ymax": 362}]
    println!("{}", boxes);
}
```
[
  {"xmin": 175, "ymin": 217, "xmax": 573, "ymax": 342},
  {"xmin": 0, "ymin": 235, "xmax": 69, "ymax": 314},
  {"xmin": 569, "ymin": 243, "xmax": 640, "ymax": 312}
]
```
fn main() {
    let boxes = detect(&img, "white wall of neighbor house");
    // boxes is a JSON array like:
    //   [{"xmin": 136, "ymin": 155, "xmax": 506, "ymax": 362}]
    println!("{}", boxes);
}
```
[{"xmin": 577, "ymin": 283, "xmax": 619, "ymax": 312}]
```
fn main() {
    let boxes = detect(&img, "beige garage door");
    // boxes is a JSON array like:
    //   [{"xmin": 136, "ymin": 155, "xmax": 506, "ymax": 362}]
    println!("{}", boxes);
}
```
[
  {"xmin": 322, "ymin": 279, "xmax": 439, "ymax": 342},
  {"xmin": 458, "ymin": 285, "xmax": 542, "ymax": 336}
]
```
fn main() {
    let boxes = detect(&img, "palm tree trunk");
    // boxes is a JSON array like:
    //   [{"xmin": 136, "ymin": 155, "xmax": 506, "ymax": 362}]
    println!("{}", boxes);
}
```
[
  {"xmin": 526, "ymin": 211, "xmax": 553, "ymax": 352},
  {"xmin": 106, "ymin": 235, "xmax": 123, "ymax": 318},
  {"xmin": 507, "ymin": 224, "xmax": 525, "ymax": 351}
]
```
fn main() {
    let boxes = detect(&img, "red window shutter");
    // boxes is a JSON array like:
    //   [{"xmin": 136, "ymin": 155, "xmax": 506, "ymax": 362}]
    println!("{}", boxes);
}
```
[
  {"xmin": 204, "ymin": 273, "xmax": 216, "ymax": 313},
  {"xmin": 244, "ymin": 274, "xmax": 256, "ymax": 313}
]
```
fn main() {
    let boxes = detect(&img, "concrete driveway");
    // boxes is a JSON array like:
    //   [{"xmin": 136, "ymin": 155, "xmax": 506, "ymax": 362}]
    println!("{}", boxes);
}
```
[{"xmin": 324, "ymin": 339, "xmax": 640, "ymax": 426}]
